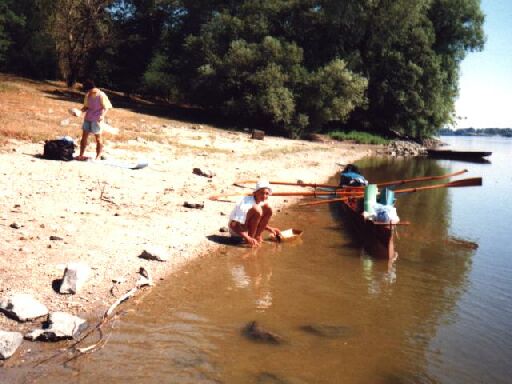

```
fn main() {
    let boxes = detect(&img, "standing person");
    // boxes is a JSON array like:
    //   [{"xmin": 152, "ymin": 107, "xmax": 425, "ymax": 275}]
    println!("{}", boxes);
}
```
[
  {"xmin": 228, "ymin": 181, "xmax": 281, "ymax": 247},
  {"xmin": 76, "ymin": 79, "xmax": 112, "ymax": 160}
]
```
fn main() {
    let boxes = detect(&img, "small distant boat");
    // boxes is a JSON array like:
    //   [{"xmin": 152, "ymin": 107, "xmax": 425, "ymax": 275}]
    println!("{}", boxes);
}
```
[{"xmin": 427, "ymin": 149, "xmax": 492, "ymax": 161}]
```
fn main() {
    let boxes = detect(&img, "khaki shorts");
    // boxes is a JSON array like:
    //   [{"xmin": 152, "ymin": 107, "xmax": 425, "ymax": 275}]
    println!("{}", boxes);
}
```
[{"xmin": 228, "ymin": 220, "xmax": 243, "ymax": 238}]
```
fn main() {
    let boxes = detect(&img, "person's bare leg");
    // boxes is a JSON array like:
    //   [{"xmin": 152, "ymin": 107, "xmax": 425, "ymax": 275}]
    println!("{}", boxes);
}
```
[
  {"xmin": 79, "ymin": 131, "xmax": 90, "ymax": 159},
  {"xmin": 245, "ymin": 206, "xmax": 263, "ymax": 238},
  {"xmin": 229, "ymin": 220, "xmax": 258, "ymax": 247},
  {"xmin": 254, "ymin": 205, "xmax": 272, "ymax": 240},
  {"xmin": 94, "ymin": 134, "xmax": 103, "ymax": 160}
]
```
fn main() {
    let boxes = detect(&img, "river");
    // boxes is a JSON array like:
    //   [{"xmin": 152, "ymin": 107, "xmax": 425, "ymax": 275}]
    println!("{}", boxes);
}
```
[{"xmin": 2, "ymin": 136, "xmax": 511, "ymax": 384}]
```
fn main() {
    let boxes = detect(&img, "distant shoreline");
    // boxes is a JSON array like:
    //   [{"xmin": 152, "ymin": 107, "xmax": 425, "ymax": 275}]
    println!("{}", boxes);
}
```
[{"xmin": 439, "ymin": 128, "xmax": 512, "ymax": 137}]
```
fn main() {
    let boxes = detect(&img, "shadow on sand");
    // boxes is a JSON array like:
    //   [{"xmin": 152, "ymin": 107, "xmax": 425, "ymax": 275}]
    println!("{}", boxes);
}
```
[{"xmin": 42, "ymin": 87, "xmax": 240, "ymax": 130}]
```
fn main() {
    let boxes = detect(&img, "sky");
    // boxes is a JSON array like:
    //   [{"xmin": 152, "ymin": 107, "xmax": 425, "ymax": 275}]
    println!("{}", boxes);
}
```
[{"xmin": 454, "ymin": 0, "xmax": 512, "ymax": 129}]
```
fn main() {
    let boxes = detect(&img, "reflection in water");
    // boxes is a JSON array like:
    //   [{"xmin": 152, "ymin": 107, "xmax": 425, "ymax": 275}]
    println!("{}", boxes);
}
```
[
  {"xmin": 361, "ymin": 254, "xmax": 397, "ymax": 296},
  {"xmin": 358, "ymin": 157, "xmax": 453, "ymax": 252},
  {"xmin": 229, "ymin": 237, "xmax": 304, "ymax": 312},
  {"xmin": 230, "ymin": 247, "xmax": 274, "ymax": 310}
]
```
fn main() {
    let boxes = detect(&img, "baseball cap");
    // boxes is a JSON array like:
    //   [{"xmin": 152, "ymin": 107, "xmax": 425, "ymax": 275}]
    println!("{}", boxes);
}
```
[{"xmin": 254, "ymin": 180, "xmax": 272, "ymax": 194}]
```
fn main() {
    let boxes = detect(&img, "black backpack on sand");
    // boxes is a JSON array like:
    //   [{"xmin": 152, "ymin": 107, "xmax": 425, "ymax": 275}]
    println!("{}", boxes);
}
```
[{"xmin": 43, "ymin": 139, "xmax": 75, "ymax": 161}]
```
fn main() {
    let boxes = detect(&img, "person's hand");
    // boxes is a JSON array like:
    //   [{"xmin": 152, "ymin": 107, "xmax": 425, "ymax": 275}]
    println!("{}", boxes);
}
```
[
  {"xmin": 268, "ymin": 227, "xmax": 281, "ymax": 237},
  {"xmin": 244, "ymin": 235, "xmax": 260, "ymax": 247}
]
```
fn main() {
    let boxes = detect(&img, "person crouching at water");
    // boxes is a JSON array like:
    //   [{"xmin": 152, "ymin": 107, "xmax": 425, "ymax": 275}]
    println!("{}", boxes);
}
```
[
  {"xmin": 228, "ymin": 181, "xmax": 281, "ymax": 247},
  {"xmin": 76, "ymin": 79, "xmax": 112, "ymax": 161}
]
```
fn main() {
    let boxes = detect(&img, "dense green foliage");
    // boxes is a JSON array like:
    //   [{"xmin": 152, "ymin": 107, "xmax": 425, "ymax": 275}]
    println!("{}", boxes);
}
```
[
  {"xmin": 329, "ymin": 130, "xmax": 390, "ymax": 145},
  {"xmin": 0, "ymin": 0, "xmax": 485, "ymax": 138},
  {"xmin": 0, "ymin": 0, "xmax": 25, "ymax": 65}
]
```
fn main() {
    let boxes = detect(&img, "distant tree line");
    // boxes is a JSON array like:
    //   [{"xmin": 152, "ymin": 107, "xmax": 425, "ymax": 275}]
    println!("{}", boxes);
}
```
[
  {"xmin": 439, "ymin": 128, "xmax": 512, "ymax": 137},
  {"xmin": 0, "ymin": 0, "xmax": 485, "ymax": 139}
]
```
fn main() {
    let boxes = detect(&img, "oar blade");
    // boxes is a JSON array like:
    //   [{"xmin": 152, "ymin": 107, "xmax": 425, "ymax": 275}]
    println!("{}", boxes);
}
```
[
  {"xmin": 376, "ymin": 169, "xmax": 469, "ymax": 188},
  {"xmin": 394, "ymin": 177, "xmax": 483, "ymax": 194},
  {"xmin": 299, "ymin": 197, "xmax": 347, "ymax": 206},
  {"xmin": 450, "ymin": 177, "xmax": 482, "ymax": 187}
]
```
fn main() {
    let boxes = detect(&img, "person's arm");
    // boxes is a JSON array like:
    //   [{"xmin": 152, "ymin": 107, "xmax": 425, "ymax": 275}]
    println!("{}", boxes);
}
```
[
  {"xmin": 99, "ymin": 92, "xmax": 112, "ymax": 121},
  {"xmin": 81, "ymin": 93, "xmax": 89, "ymax": 113}
]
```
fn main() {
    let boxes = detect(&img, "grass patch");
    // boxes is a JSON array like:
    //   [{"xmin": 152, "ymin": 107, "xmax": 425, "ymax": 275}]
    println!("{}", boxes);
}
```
[{"xmin": 329, "ymin": 131, "xmax": 389, "ymax": 145}]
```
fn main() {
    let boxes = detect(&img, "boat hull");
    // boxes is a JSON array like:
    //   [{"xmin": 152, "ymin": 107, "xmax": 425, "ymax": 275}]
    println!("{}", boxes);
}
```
[
  {"xmin": 427, "ymin": 149, "xmax": 492, "ymax": 161},
  {"xmin": 340, "ymin": 201, "xmax": 395, "ymax": 259}
]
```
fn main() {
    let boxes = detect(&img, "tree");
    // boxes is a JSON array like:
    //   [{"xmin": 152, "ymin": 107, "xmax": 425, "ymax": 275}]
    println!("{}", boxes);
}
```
[
  {"xmin": 45, "ymin": 0, "xmax": 113, "ymax": 86},
  {"xmin": 178, "ymin": 1, "xmax": 368, "ymax": 137},
  {"xmin": 0, "ymin": 0, "xmax": 485, "ymax": 139},
  {"xmin": 1, "ymin": 0, "xmax": 58, "ymax": 78},
  {"xmin": 344, "ymin": 0, "xmax": 484, "ymax": 139},
  {"xmin": 0, "ymin": 0, "xmax": 25, "ymax": 66},
  {"xmin": 98, "ymin": 0, "xmax": 179, "ymax": 93}
]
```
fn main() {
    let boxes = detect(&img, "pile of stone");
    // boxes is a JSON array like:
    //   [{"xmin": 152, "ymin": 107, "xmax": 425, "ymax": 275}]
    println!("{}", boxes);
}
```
[
  {"xmin": 0, "ymin": 263, "xmax": 91, "ymax": 360},
  {"xmin": 0, "ymin": 293, "xmax": 89, "ymax": 359},
  {"xmin": 384, "ymin": 140, "xmax": 427, "ymax": 157},
  {"xmin": 420, "ymin": 137, "xmax": 443, "ymax": 149},
  {"xmin": 1, "ymin": 250, "xmax": 161, "ymax": 361}
]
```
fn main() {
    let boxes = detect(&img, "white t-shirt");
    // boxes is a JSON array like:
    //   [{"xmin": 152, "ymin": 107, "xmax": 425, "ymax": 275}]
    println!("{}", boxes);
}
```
[{"xmin": 229, "ymin": 195, "xmax": 265, "ymax": 225}]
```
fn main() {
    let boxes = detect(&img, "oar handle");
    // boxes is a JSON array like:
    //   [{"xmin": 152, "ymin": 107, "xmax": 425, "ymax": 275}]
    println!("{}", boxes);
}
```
[
  {"xmin": 376, "ymin": 169, "xmax": 468, "ymax": 187},
  {"xmin": 394, "ymin": 177, "xmax": 482, "ymax": 194},
  {"xmin": 234, "ymin": 169, "xmax": 468, "ymax": 190},
  {"xmin": 234, "ymin": 180, "xmax": 339, "ymax": 189},
  {"xmin": 298, "ymin": 177, "xmax": 482, "ymax": 206},
  {"xmin": 373, "ymin": 221, "xmax": 411, "ymax": 225},
  {"xmin": 214, "ymin": 176, "xmax": 481, "ymax": 202},
  {"xmin": 299, "ymin": 197, "xmax": 348, "ymax": 206},
  {"xmin": 210, "ymin": 190, "xmax": 364, "ymax": 200}
]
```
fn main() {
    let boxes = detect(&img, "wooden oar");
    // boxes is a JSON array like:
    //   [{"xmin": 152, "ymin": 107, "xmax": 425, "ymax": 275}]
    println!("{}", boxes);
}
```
[
  {"xmin": 393, "ymin": 176, "xmax": 481, "ymax": 193},
  {"xmin": 299, "ymin": 177, "xmax": 482, "ymax": 206},
  {"xmin": 373, "ymin": 221, "xmax": 411, "ymax": 225},
  {"xmin": 299, "ymin": 197, "xmax": 348, "ymax": 206},
  {"xmin": 233, "ymin": 180, "xmax": 338, "ymax": 189},
  {"xmin": 235, "ymin": 169, "xmax": 468, "ymax": 190},
  {"xmin": 376, "ymin": 168, "xmax": 468, "ymax": 187},
  {"xmin": 212, "ymin": 177, "xmax": 481, "ymax": 202},
  {"xmin": 209, "ymin": 190, "xmax": 364, "ymax": 201}
]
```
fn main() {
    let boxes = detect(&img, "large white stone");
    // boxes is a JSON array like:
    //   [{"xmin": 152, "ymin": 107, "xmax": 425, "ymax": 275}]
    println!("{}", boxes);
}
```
[
  {"xmin": 0, "ymin": 330, "xmax": 23, "ymax": 360},
  {"xmin": 59, "ymin": 262, "xmax": 91, "ymax": 294},
  {"xmin": 0, "ymin": 293, "xmax": 49, "ymax": 322},
  {"xmin": 25, "ymin": 312, "xmax": 87, "ymax": 341}
]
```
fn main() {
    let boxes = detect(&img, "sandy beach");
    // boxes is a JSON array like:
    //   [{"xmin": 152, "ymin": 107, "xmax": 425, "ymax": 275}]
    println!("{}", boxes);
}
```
[{"xmin": 0, "ymin": 120, "xmax": 372, "ymax": 333}]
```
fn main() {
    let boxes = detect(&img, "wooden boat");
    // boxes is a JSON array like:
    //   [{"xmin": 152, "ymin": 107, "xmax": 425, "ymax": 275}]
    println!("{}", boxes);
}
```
[
  {"xmin": 427, "ymin": 149, "xmax": 492, "ymax": 161},
  {"xmin": 339, "ymin": 198, "xmax": 396, "ymax": 259}
]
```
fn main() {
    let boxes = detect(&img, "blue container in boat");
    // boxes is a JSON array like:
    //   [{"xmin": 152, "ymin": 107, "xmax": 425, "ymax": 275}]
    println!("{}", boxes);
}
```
[
  {"xmin": 378, "ymin": 188, "xmax": 395, "ymax": 206},
  {"xmin": 364, "ymin": 184, "xmax": 378, "ymax": 214}
]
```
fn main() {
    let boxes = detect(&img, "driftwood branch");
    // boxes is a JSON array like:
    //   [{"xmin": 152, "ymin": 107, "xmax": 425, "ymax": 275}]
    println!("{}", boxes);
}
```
[{"xmin": 97, "ymin": 179, "xmax": 118, "ymax": 205}]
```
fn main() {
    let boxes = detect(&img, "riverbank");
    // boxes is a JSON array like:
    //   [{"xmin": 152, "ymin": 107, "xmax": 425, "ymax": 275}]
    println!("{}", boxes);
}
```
[{"xmin": 0, "ymin": 88, "xmax": 373, "ymax": 345}]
